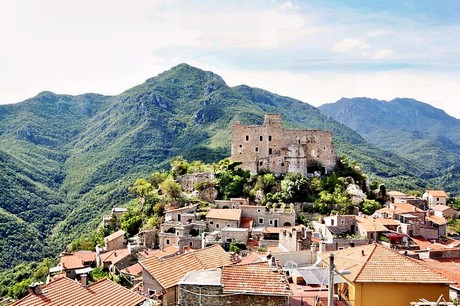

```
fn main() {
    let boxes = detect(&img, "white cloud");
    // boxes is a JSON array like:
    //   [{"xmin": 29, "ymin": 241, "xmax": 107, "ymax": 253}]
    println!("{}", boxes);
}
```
[
  {"xmin": 278, "ymin": 1, "xmax": 294, "ymax": 9},
  {"xmin": 372, "ymin": 49, "xmax": 395, "ymax": 59},
  {"xmin": 331, "ymin": 38, "xmax": 372, "ymax": 53}
]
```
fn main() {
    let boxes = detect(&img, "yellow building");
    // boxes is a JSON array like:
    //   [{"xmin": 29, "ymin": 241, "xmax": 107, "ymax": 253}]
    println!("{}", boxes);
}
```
[{"xmin": 322, "ymin": 244, "xmax": 453, "ymax": 306}]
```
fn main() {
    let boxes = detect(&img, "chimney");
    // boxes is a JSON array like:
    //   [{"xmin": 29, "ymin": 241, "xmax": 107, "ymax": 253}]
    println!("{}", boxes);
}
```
[
  {"xmin": 80, "ymin": 274, "xmax": 88, "ymax": 288},
  {"xmin": 28, "ymin": 282, "xmax": 43, "ymax": 295},
  {"xmin": 361, "ymin": 250, "xmax": 365, "ymax": 256}
]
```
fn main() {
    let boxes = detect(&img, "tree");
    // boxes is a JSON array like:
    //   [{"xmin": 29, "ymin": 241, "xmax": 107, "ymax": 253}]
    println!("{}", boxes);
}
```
[
  {"xmin": 170, "ymin": 156, "xmax": 190, "ymax": 176},
  {"xmin": 159, "ymin": 177, "xmax": 182, "ymax": 200},
  {"xmin": 121, "ymin": 216, "xmax": 142, "ymax": 237},
  {"xmin": 361, "ymin": 199, "xmax": 381, "ymax": 215},
  {"xmin": 314, "ymin": 184, "xmax": 354, "ymax": 214}
]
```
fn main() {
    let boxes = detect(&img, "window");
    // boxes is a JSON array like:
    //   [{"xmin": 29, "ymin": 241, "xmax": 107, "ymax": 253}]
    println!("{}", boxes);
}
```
[
  {"xmin": 260, "ymin": 136, "xmax": 263, "ymax": 141},
  {"xmin": 259, "ymin": 161, "xmax": 263, "ymax": 166},
  {"xmin": 258, "ymin": 218, "xmax": 264, "ymax": 224},
  {"xmin": 239, "ymin": 144, "xmax": 242, "ymax": 148},
  {"xmin": 216, "ymin": 223, "xmax": 220, "ymax": 228},
  {"xmin": 255, "ymin": 147, "xmax": 258, "ymax": 152},
  {"xmin": 281, "ymin": 162, "xmax": 284, "ymax": 167},
  {"xmin": 269, "ymin": 220, "xmax": 273, "ymax": 225},
  {"xmin": 257, "ymin": 209, "xmax": 261, "ymax": 213},
  {"xmin": 189, "ymin": 241, "xmax": 193, "ymax": 247},
  {"xmin": 209, "ymin": 220, "xmax": 214, "ymax": 225},
  {"xmin": 227, "ymin": 224, "xmax": 230, "ymax": 227},
  {"xmin": 176, "ymin": 231, "xmax": 180, "ymax": 236},
  {"xmin": 166, "ymin": 239, "xmax": 170, "ymax": 245},
  {"xmin": 246, "ymin": 135, "xmax": 249, "ymax": 141},
  {"xmin": 331, "ymin": 219, "xmax": 335, "ymax": 226},
  {"xmin": 148, "ymin": 289, "xmax": 157, "ymax": 297},
  {"xmin": 268, "ymin": 148, "xmax": 272, "ymax": 155},
  {"xmin": 269, "ymin": 135, "xmax": 272, "ymax": 141}
]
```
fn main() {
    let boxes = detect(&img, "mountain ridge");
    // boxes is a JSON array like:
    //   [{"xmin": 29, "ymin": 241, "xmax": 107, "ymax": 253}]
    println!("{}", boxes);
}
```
[{"xmin": 0, "ymin": 63, "xmax": 454, "ymax": 270}]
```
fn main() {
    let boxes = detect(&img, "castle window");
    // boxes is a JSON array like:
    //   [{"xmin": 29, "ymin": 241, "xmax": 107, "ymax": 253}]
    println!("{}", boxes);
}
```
[
  {"xmin": 260, "ymin": 136, "xmax": 263, "ymax": 141},
  {"xmin": 255, "ymin": 147, "xmax": 258, "ymax": 152},
  {"xmin": 269, "ymin": 135, "xmax": 272, "ymax": 141},
  {"xmin": 268, "ymin": 148, "xmax": 272, "ymax": 155},
  {"xmin": 246, "ymin": 135, "xmax": 249, "ymax": 141}
]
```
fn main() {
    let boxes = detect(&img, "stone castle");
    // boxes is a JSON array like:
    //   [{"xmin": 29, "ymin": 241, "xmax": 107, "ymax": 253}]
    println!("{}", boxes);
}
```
[{"xmin": 231, "ymin": 113, "xmax": 337, "ymax": 176}]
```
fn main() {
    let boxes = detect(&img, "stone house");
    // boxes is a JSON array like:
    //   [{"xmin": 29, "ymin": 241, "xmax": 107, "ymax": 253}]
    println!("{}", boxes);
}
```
[
  {"xmin": 140, "ymin": 245, "xmax": 231, "ymax": 305},
  {"xmin": 175, "ymin": 172, "xmax": 215, "ymax": 193},
  {"xmin": 231, "ymin": 113, "xmax": 337, "ymax": 176},
  {"xmin": 159, "ymin": 204, "xmax": 206, "ymax": 252},
  {"xmin": 220, "ymin": 227, "xmax": 249, "ymax": 244},
  {"xmin": 240, "ymin": 205, "xmax": 295, "ymax": 228},
  {"xmin": 423, "ymin": 190, "xmax": 448, "ymax": 208},
  {"xmin": 206, "ymin": 209, "xmax": 241, "ymax": 232},
  {"xmin": 104, "ymin": 229, "xmax": 126, "ymax": 251},
  {"xmin": 432, "ymin": 204, "xmax": 459, "ymax": 219},
  {"xmin": 279, "ymin": 225, "xmax": 312, "ymax": 252},
  {"xmin": 214, "ymin": 197, "xmax": 249, "ymax": 209},
  {"xmin": 178, "ymin": 262, "xmax": 291, "ymax": 306}
]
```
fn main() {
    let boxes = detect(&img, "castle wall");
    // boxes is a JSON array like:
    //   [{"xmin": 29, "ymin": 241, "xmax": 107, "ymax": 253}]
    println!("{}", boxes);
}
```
[{"xmin": 231, "ymin": 114, "xmax": 336, "ymax": 175}]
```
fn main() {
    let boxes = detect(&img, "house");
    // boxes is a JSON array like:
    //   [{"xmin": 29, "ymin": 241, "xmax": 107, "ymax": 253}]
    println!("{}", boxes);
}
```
[
  {"xmin": 140, "ymin": 244, "xmax": 232, "ymax": 305},
  {"xmin": 178, "ymin": 262, "xmax": 291, "ymax": 306},
  {"xmin": 206, "ymin": 209, "xmax": 242, "ymax": 231},
  {"xmin": 423, "ymin": 190, "xmax": 448, "ymax": 208},
  {"xmin": 432, "ymin": 204, "xmax": 459, "ymax": 219},
  {"xmin": 120, "ymin": 263, "xmax": 143, "ymax": 286},
  {"xmin": 279, "ymin": 225, "xmax": 312, "ymax": 252},
  {"xmin": 104, "ymin": 229, "xmax": 126, "ymax": 251},
  {"xmin": 321, "ymin": 244, "xmax": 453, "ymax": 306},
  {"xmin": 97, "ymin": 248, "xmax": 134, "ymax": 271},
  {"xmin": 138, "ymin": 245, "xmax": 179, "ymax": 261},
  {"xmin": 102, "ymin": 207, "xmax": 128, "ymax": 227},
  {"xmin": 426, "ymin": 214, "xmax": 448, "ymax": 237},
  {"xmin": 214, "ymin": 197, "xmax": 249, "ymax": 209},
  {"xmin": 158, "ymin": 204, "xmax": 206, "ymax": 251},
  {"xmin": 354, "ymin": 215, "xmax": 388, "ymax": 242},
  {"xmin": 241, "ymin": 204, "xmax": 295, "ymax": 228},
  {"xmin": 12, "ymin": 277, "xmax": 146, "ymax": 306},
  {"xmin": 58, "ymin": 251, "xmax": 96, "ymax": 279}
]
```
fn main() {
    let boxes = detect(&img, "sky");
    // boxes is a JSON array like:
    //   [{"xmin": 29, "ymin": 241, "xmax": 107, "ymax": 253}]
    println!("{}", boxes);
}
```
[{"xmin": 1, "ymin": 0, "xmax": 460, "ymax": 118}]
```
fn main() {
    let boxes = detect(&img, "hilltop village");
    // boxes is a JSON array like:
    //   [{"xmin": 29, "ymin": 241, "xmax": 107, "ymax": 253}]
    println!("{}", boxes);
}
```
[{"xmin": 10, "ymin": 114, "xmax": 460, "ymax": 306}]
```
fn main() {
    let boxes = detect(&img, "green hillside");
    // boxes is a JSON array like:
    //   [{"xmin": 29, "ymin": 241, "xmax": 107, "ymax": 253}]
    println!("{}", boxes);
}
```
[{"xmin": 0, "ymin": 63, "xmax": 437, "ymax": 270}]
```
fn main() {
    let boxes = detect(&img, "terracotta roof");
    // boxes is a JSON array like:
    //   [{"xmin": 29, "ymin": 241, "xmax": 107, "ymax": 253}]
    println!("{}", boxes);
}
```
[
  {"xmin": 426, "ymin": 190, "xmax": 448, "ymax": 197},
  {"xmin": 415, "ymin": 257, "xmax": 460, "ymax": 285},
  {"xmin": 121, "ymin": 263, "xmax": 143, "ymax": 276},
  {"xmin": 387, "ymin": 191, "xmax": 408, "ymax": 197},
  {"xmin": 99, "ymin": 248, "xmax": 131, "ymax": 265},
  {"xmin": 432, "ymin": 204, "xmax": 454, "ymax": 212},
  {"xmin": 374, "ymin": 218, "xmax": 399, "ymax": 226},
  {"xmin": 427, "ymin": 215, "xmax": 448, "ymax": 225},
  {"xmin": 322, "ymin": 244, "xmax": 453, "ymax": 284},
  {"xmin": 221, "ymin": 262, "xmax": 291, "ymax": 296},
  {"xmin": 140, "ymin": 245, "xmax": 231, "ymax": 290},
  {"xmin": 75, "ymin": 251, "xmax": 96, "ymax": 263},
  {"xmin": 355, "ymin": 216, "xmax": 388, "ymax": 232},
  {"xmin": 206, "ymin": 209, "xmax": 242, "ymax": 221},
  {"xmin": 12, "ymin": 277, "xmax": 145, "ymax": 306},
  {"xmin": 237, "ymin": 252, "xmax": 267, "ymax": 265},
  {"xmin": 104, "ymin": 229, "xmax": 125, "ymax": 242},
  {"xmin": 375, "ymin": 207, "xmax": 405, "ymax": 215},
  {"xmin": 410, "ymin": 236, "xmax": 449, "ymax": 250},
  {"xmin": 61, "ymin": 255, "xmax": 85, "ymax": 270},
  {"xmin": 392, "ymin": 203, "xmax": 425, "ymax": 213},
  {"xmin": 140, "ymin": 245, "xmax": 179, "ymax": 259}
]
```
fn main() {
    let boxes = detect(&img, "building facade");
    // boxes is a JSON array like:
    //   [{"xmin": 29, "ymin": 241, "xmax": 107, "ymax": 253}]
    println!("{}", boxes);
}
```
[{"xmin": 231, "ymin": 113, "xmax": 337, "ymax": 176}]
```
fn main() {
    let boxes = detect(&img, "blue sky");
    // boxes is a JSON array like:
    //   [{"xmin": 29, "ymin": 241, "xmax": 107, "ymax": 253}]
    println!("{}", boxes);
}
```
[{"xmin": 1, "ymin": 0, "xmax": 459, "ymax": 118}]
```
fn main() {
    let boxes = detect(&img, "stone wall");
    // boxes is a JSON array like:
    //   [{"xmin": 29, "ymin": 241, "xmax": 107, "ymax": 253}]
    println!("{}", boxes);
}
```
[
  {"xmin": 178, "ymin": 284, "xmax": 288, "ymax": 306},
  {"xmin": 231, "ymin": 113, "xmax": 337, "ymax": 175},
  {"xmin": 207, "ymin": 218, "xmax": 239, "ymax": 232},
  {"xmin": 279, "ymin": 226, "xmax": 312, "ymax": 251},
  {"xmin": 241, "ymin": 205, "xmax": 295, "ymax": 227},
  {"xmin": 176, "ymin": 172, "xmax": 215, "ymax": 192},
  {"xmin": 214, "ymin": 198, "xmax": 249, "ymax": 209},
  {"xmin": 221, "ymin": 228, "xmax": 249, "ymax": 243}
]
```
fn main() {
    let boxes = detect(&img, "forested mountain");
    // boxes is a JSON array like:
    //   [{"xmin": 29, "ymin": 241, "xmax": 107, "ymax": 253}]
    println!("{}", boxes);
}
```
[
  {"xmin": 319, "ymin": 98, "xmax": 460, "ymax": 195},
  {"xmin": 0, "ymin": 63, "xmax": 446, "ymax": 270}
]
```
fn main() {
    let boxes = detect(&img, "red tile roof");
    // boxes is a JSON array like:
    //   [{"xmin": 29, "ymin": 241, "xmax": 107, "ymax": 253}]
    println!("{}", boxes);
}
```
[
  {"xmin": 432, "ymin": 204, "xmax": 454, "ymax": 212},
  {"xmin": 61, "ymin": 255, "xmax": 85, "ymax": 270},
  {"xmin": 322, "ymin": 244, "xmax": 453, "ymax": 284},
  {"xmin": 121, "ymin": 263, "xmax": 143, "ymax": 276},
  {"xmin": 221, "ymin": 262, "xmax": 291, "ymax": 296},
  {"xmin": 392, "ymin": 203, "xmax": 425, "ymax": 213},
  {"xmin": 426, "ymin": 190, "xmax": 448, "ymax": 197},
  {"xmin": 206, "ymin": 209, "xmax": 242, "ymax": 221},
  {"xmin": 12, "ymin": 277, "xmax": 145, "ymax": 306},
  {"xmin": 104, "ymin": 229, "xmax": 125, "ymax": 242},
  {"xmin": 140, "ymin": 245, "xmax": 179, "ymax": 259},
  {"xmin": 427, "ymin": 215, "xmax": 448, "ymax": 225},
  {"xmin": 99, "ymin": 248, "xmax": 131, "ymax": 265},
  {"xmin": 415, "ymin": 257, "xmax": 460, "ymax": 285},
  {"xmin": 140, "ymin": 245, "xmax": 231, "ymax": 290},
  {"xmin": 237, "ymin": 252, "xmax": 267, "ymax": 265},
  {"xmin": 355, "ymin": 216, "xmax": 388, "ymax": 232}
]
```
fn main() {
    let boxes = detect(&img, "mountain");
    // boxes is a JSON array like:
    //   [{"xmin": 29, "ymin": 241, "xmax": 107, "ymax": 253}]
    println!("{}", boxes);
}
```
[
  {"xmin": 319, "ymin": 97, "xmax": 460, "ymax": 193},
  {"xmin": 0, "ymin": 64, "xmax": 439, "ymax": 270}
]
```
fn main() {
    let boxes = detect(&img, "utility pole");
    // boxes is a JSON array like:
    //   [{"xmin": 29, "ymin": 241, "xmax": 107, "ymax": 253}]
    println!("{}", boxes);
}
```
[{"xmin": 328, "ymin": 253, "xmax": 335, "ymax": 306}]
